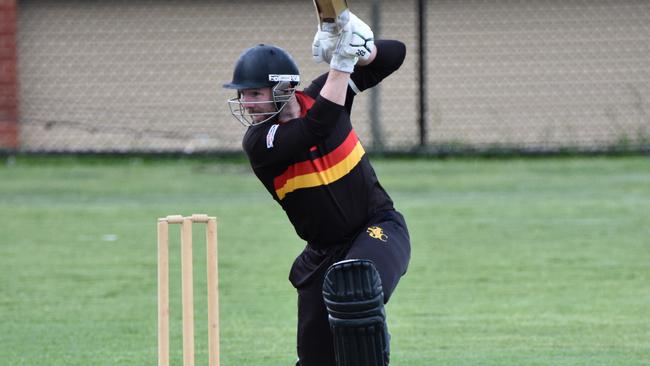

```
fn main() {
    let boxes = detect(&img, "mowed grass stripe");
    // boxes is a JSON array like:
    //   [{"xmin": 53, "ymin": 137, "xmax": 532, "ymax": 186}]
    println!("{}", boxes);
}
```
[{"xmin": 0, "ymin": 156, "xmax": 648, "ymax": 365}]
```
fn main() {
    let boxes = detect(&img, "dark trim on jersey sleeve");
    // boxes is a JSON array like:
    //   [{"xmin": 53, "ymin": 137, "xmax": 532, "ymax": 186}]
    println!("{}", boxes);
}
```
[{"xmin": 243, "ymin": 96, "xmax": 345, "ymax": 168}]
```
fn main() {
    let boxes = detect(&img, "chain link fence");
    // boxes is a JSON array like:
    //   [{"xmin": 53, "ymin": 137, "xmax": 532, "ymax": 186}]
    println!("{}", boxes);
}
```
[
  {"xmin": 424, "ymin": 0, "xmax": 650, "ymax": 153},
  {"xmin": 15, "ymin": 0, "xmax": 650, "ymax": 154}
]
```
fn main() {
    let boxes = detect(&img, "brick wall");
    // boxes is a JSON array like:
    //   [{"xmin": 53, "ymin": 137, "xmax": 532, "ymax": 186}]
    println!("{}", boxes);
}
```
[{"xmin": 0, "ymin": 0, "xmax": 18, "ymax": 150}]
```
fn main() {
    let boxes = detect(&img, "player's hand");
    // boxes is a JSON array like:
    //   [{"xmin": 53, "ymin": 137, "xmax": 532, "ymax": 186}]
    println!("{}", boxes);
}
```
[
  {"xmin": 312, "ymin": 7, "xmax": 354, "ymax": 64},
  {"xmin": 312, "ymin": 28, "xmax": 338, "ymax": 64},
  {"xmin": 330, "ymin": 12, "xmax": 374, "ymax": 73},
  {"xmin": 338, "ymin": 12, "xmax": 374, "ymax": 61}
]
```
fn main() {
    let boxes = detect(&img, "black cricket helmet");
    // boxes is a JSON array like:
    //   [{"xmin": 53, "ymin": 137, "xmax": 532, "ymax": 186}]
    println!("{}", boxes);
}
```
[{"xmin": 223, "ymin": 44, "xmax": 300, "ymax": 126}]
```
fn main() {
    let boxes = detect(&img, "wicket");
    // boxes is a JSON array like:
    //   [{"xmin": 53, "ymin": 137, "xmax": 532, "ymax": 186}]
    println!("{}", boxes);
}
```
[{"xmin": 157, "ymin": 214, "xmax": 219, "ymax": 366}]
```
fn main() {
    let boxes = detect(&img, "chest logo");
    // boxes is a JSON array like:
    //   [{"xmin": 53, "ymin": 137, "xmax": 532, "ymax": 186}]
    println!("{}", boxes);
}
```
[
  {"xmin": 266, "ymin": 124, "xmax": 279, "ymax": 148},
  {"xmin": 367, "ymin": 226, "xmax": 388, "ymax": 242}
]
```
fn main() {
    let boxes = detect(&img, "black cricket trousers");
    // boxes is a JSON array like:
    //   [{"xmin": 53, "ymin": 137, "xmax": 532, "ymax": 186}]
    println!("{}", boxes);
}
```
[{"xmin": 289, "ymin": 210, "xmax": 411, "ymax": 366}]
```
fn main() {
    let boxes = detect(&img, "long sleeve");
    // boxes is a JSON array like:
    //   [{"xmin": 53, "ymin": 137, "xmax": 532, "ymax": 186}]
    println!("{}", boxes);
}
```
[{"xmin": 350, "ymin": 39, "xmax": 407, "ymax": 92}]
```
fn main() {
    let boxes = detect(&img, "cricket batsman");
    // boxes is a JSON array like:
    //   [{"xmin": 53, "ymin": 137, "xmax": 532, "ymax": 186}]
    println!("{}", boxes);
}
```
[{"xmin": 223, "ymin": 7, "xmax": 410, "ymax": 366}]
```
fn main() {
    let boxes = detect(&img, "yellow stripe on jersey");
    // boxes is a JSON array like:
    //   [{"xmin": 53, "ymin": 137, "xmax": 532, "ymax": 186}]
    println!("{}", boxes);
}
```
[{"xmin": 276, "ymin": 141, "xmax": 365, "ymax": 200}]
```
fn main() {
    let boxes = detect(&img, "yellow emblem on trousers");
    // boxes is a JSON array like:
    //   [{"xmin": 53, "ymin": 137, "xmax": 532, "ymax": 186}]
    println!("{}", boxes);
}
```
[{"xmin": 367, "ymin": 226, "xmax": 388, "ymax": 242}]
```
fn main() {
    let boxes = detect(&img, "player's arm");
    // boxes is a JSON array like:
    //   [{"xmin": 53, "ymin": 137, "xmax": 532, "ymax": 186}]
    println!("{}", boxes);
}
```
[
  {"xmin": 309, "ymin": 12, "xmax": 402, "ymax": 99},
  {"xmin": 319, "ymin": 69, "xmax": 350, "ymax": 106},
  {"xmin": 304, "ymin": 38, "xmax": 400, "ymax": 100},
  {"xmin": 350, "ymin": 39, "xmax": 406, "ymax": 92},
  {"xmin": 310, "ymin": 11, "xmax": 374, "ymax": 106},
  {"xmin": 310, "ymin": 41, "xmax": 401, "ymax": 116},
  {"xmin": 356, "ymin": 42, "xmax": 377, "ymax": 66}
]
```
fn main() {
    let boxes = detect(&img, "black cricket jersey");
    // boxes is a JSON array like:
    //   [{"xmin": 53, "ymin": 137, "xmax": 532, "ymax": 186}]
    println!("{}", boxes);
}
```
[{"xmin": 242, "ymin": 40, "xmax": 406, "ymax": 249}]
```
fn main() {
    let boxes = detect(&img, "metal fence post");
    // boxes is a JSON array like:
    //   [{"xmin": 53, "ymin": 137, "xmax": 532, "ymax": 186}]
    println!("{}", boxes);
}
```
[
  {"xmin": 417, "ymin": 0, "xmax": 427, "ymax": 149},
  {"xmin": 369, "ymin": 0, "xmax": 383, "ymax": 151}
]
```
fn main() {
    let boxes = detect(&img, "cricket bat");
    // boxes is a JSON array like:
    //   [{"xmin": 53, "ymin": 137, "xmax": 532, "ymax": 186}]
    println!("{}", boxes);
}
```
[{"xmin": 313, "ymin": 0, "xmax": 349, "ymax": 30}]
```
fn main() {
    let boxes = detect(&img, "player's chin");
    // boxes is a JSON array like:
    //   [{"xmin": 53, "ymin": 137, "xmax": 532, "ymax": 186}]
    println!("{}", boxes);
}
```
[
  {"xmin": 251, "ymin": 115, "xmax": 266, "ymax": 123},
  {"xmin": 245, "ymin": 110, "xmax": 262, "ymax": 122}
]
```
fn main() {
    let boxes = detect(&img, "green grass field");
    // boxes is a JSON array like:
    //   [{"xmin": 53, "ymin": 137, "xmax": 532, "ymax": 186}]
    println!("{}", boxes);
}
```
[{"xmin": 1, "ymin": 155, "xmax": 649, "ymax": 365}]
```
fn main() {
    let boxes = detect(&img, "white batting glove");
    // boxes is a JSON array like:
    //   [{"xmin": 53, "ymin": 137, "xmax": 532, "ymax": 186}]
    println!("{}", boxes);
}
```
[
  {"xmin": 312, "ymin": 29, "xmax": 338, "ymax": 64},
  {"xmin": 339, "ymin": 12, "xmax": 374, "ymax": 61},
  {"xmin": 312, "ymin": 9, "xmax": 355, "ymax": 64},
  {"xmin": 330, "ymin": 11, "xmax": 374, "ymax": 73}
]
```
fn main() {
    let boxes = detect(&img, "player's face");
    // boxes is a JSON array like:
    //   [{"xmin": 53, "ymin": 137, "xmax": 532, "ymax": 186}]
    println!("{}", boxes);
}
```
[{"xmin": 240, "ymin": 88, "xmax": 277, "ymax": 123}]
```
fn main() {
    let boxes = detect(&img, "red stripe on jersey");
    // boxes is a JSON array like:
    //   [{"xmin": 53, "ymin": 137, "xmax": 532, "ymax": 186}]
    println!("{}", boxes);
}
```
[{"xmin": 273, "ymin": 129, "xmax": 360, "ymax": 191}]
